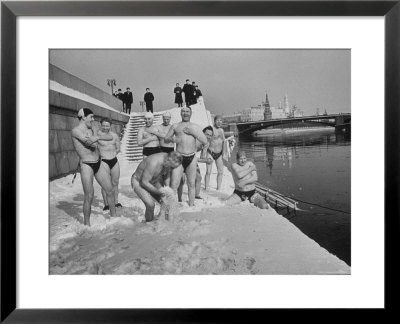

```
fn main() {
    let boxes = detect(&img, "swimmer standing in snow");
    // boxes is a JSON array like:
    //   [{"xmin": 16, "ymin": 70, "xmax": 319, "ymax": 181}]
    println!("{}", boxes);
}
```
[
  {"xmin": 164, "ymin": 106, "xmax": 208, "ymax": 206},
  {"xmin": 131, "ymin": 152, "xmax": 183, "ymax": 222},
  {"xmin": 71, "ymin": 108, "xmax": 117, "ymax": 226},
  {"xmin": 225, "ymin": 151, "xmax": 270, "ymax": 209},
  {"xmin": 97, "ymin": 117, "xmax": 122, "ymax": 211}
]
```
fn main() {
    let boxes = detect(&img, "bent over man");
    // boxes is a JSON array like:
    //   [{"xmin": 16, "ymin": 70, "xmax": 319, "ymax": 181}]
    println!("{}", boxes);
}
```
[
  {"xmin": 71, "ymin": 108, "xmax": 117, "ymax": 226},
  {"xmin": 131, "ymin": 152, "xmax": 183, "ymax": 222}
]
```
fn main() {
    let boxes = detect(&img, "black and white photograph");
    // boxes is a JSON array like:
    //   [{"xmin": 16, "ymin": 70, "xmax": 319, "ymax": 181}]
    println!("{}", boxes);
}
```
[{"xmin": 49, "ymin": 49, "xmax": 351, "ymax": 275}]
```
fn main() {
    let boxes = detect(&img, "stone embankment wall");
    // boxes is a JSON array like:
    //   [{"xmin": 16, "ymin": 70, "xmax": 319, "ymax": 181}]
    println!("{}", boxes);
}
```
[{"xmin": 49, "ymin": 64, "xmax": 130, "ymax": 180}]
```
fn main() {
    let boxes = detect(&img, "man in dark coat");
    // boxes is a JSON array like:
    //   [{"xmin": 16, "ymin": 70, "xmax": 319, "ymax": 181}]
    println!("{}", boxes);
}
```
[
  {"xmin": 195, "ymin": 85, "xmax": 202, "ymax": 99},
  {"xmin": 116, "ymin": 89, "xmax": 125, "ymax": 112},
  {"xmin": 124, "ymin": 87, "xmax": 133, "ymax": 114},
  {"xmin": 181, "ymin": 79, "xmax": 193, "ymax": 107},
  {"xmin": 174, "ymin": 83, "xmax": 183, "ymax": 107},
  {"xmin": 191, "ymin": 81, "xmax": 198, "ymax": 105},
  {"xmin": 144, "ymin": 88, "xmax": 155, "ymax": 113}
]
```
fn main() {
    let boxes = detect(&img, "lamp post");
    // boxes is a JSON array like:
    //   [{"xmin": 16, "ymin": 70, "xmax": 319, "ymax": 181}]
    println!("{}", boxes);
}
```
[
  {"xmin": 140, "ymin": 101, "xmax": 145, "ymax": 112},
  {"xmin": 107, "ymin": 79, "xmax": 117, "ymax": 95}
]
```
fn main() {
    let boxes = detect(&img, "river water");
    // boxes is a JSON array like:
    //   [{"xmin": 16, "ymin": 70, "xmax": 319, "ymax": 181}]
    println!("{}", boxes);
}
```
[{"xmin": 231, "ymin": 128, "xmax": 351, "ymax": 265}]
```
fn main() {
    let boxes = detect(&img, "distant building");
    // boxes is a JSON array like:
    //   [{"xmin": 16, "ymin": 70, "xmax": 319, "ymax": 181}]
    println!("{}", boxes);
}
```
[{"xmin": 222, "ymin": 113, "xmax": 242, "ymax": 124}]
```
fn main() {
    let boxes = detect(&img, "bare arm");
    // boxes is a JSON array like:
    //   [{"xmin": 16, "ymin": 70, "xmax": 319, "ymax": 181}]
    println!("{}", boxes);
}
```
[
  {"xmin": 183, "ymin": 125, "xmax": 207, "ymax": 145},
  {"xmin": 114, "ymin": 133, "xmax": 121, "ymax": 154},
  {"xmin": 72, "ymin": 128, "xmax": 96, "ymax": 147},
  {"xmin": 232, "ymin": 162, "xmax": 256, "ymax": 179},
  {"xmin": 237, "ymin": 171, "xmax": 258, "ymax": 187},
  {"xmin": 140, "ymin": 167, "xmax": 163, "ymax": 197},
  {"xmin": 95, "ymin": 130, "xmax": 113, "ymax": 142},
  {"xmin": 164, "ymin": 124, "xmax": 176, "ymax": 143},
  {"xmin": 137, "ymin": 128, "xmax": 158, "ymax": 145}
]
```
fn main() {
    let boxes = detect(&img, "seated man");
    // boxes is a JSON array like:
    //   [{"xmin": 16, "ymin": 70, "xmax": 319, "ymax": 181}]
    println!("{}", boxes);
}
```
[
  {"xmin": 225, "ymin": 151, "xmax": 269, "ymax": 209},
  {"xmin": 131, "ymin": 151, "xmax": 183, "ymax": 222}
]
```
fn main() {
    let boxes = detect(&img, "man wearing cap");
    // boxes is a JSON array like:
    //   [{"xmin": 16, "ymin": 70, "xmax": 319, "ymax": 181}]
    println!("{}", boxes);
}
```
[
  {"xmin": 144, "ymin": 88, "xmax": 155, "ymax": 113},
  {"xmin": 156, "ymin": 112, "xmax": 175, "ymax": 154},
  {"xmin": 71, "ymin": 108, "xmax": 118, "ymax": 226},
  {"xmin": 182, "ymin": 79, "xmax": 193, "ymax": 107},
  {"xmin": 164, "ymin": 106, "xmax": 208, "ymax": 206},
  {"xmin": 137, "ymin": 112, "xmax": 160, "ymax": 157},
  {"xmin": 124, "ymin": 87, "xmax": 133, "ymax": 115}
]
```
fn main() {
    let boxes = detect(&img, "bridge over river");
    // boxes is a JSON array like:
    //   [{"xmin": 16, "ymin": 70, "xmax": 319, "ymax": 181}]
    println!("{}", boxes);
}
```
[{"xmin": 231, "ymin": 113, "xmax": 351, "ymax": 135}]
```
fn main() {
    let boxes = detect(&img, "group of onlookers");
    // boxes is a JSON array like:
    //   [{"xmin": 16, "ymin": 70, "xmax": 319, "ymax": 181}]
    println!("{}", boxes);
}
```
[
  {"xmin": 112, "ymin": 80, "xmax": 203, "ymax": 115},
  {"xmin": 174, "ymin": 79, "xmax": 203, "ymax": 107}
]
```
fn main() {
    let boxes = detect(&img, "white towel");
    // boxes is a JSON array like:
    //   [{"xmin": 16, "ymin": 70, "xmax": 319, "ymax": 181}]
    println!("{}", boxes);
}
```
[{"xmin": 223, "ymin": 136, "xmax": 236, "ymax": 161}]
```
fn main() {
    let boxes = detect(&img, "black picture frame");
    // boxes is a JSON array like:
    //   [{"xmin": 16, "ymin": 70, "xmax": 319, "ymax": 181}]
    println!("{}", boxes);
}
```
[{"xmin": 1, "ymin": 0, "xmax": 399, "ymax": 322}]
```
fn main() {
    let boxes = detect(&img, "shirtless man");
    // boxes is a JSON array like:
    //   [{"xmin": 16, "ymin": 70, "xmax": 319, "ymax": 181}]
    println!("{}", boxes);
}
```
[
  {"xmin": 205, "ymin": 115, "xmax": 225, "ymax": 191},
  {"xmin": 131, "ymin": 152, "xmax": 183, "ymax": 222},
  {"xmin": 156, "ymin": 112, "xmax": 175, "ymax": 153},
  {"xmin": 71, "ymin": 108, "xmax": 117, "ymax": 226},
  {"xmin": 97, "ymin": 117, "xmax": 122, "ymax": 211},
  {"xmin": 177, "ymin": 126, "xmax": 213, "ymax": 202},
  {"xmin": 225, "ymin": 151, "xmax": 269, "ymax": 209},
  {"xmin": 137, "ymin": 112, "xmax": 160, "ymax": 157},
  {"xmin": 165, "ymin": 106, "xmax": 208, "ymax": 206}
]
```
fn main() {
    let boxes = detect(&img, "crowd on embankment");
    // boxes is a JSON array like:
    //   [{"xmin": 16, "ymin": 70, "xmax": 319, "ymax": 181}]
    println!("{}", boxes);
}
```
[{"xmin": 112, "ymin": 79, "xmax": 203, "ymax": 114}]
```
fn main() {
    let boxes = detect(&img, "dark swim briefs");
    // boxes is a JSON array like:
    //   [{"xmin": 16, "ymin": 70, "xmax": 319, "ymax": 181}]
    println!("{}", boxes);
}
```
[
  {"xmin": 208, "ymin": 149, "xmax": 223, "ymax": 160},
  {"xmin": 181, "ymin": 153, "xmax": 196, "ymax": 172},
  {"xmin": 233, "ymin": 189, "xmax": 256, "ymax": 202},
  {"xmin": 143, "ymin": 146, "xmax": 161, "ymax": 156},
  {"xmin": 82, "ymin": 159, "xmax": 101, "ymax": 175},
  {"xmin": 160, "ymin": 146, "xmax": 175, "ymax": 153},
  {"xmin": 102, "ymin": 157, "xmax": 118, "ymax": 170}
]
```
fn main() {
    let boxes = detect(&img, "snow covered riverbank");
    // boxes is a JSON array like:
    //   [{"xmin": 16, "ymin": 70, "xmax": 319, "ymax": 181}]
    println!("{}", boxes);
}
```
[{"xmin": 49, "ymin": 155, "xmax": 350, "ymax": 275}]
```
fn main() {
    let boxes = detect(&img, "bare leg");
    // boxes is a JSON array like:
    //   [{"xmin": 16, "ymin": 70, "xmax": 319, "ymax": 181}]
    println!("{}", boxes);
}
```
[
  {"xmin": 100, "ymin": 161, "xmax": 111, "ymax": 208},
  {"xmin": 215, "ymin": 156, "xmax": 224, "ymax": 190},
  {"xmin": 185, "ymin": 156, "xmax": 198, "ymax": 206},
  {"xmin": 133, "ymin": 180, "xmax": 156, "ymax": 222},
  {"xmin": 205, "ymin": 160, "xmax": 213, "ymax": 190},
  {"xmin": 252, "ymin": 193, "xmax": 270, "ymax": 209},
  {"xmin": 177, "ymin": 176, "xmax": 184, "ymax": 202},
  {"xmin": 225, "ymin": 193, "xmax": 243, "ymax": 206},
  {"xmin": 111, "ymin": 161, "xmax": 120, "ymax": 204},
  {"xmin": 80, "ymin": 164, "xmax": 95, "ymax": 226},
  {"xmin": 195, "ymin": 166, "xmax": 202, "ymax": 197},
  {"xmin": 95, "ymin": 164, "xmax": 117, "ymax": 218},
  {"xmin": 171, "ymin": 164, "xmax": 183, "ymax": 197}
]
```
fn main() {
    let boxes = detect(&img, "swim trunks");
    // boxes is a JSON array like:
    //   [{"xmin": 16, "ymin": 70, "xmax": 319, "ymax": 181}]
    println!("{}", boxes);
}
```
[
  {"xmin": 207, "ymin": 149, "xmax": 223, "ymax": 160},
  {"xmin": 102, "ymin": 157, "xmax": 118, "ymax": 170},
  {"xmin": 160, "ymin": 146, "xmax": 175, "ymax": 153},
  {"xmin": 82, "ymin": 159, "xmax": 101, "ymax": 174},
  {"xmin": 181, "ymin": 153, "xmax": 196, "ymax": 172},
  {"xmin": 233, "ymin": 189, "xmax": 256, "ymax": 202},
  {"xmin": 143, "ymin": 146, "xmax": 161, "ymax": 157}
]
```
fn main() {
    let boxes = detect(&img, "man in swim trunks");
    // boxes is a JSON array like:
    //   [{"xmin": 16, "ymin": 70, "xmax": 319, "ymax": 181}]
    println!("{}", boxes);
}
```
[
  {"xmin": 156, "ymin": 112, "xmax": 175, "ymax": 153},
  {"xmin": 137, "ymin": 112, "xmax": 160, "ymax": 157},
  {"xmin": 177, "ymin": 126, "xmax": 213, "ymax": 202},
  {"xmin": 71, "ymin": 108, "xmax": 118, "ymax": 226},
  {"xmin": 131, "ymin": 151, "xmax": 183, "ymax": 222},
  {"xmin": 97, "ymin": 117, "xmax": 122, "ymax": 211},
  {"xmin": 225, "ymin": 151, "xmax": 269, "ymax": 209},
  {"xmin": 164, "ymin": 106, "xmax": 208, "ymax": 206},
  {"xmin": 205, "ymin": 115, "xmax": 225, "ymax": 191}
]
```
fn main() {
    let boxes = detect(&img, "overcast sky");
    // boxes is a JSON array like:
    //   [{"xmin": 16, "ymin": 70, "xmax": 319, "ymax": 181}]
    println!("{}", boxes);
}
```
[{"xmin": 50, "ymin": 49, "xmax": 350, "ymax": 116}]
